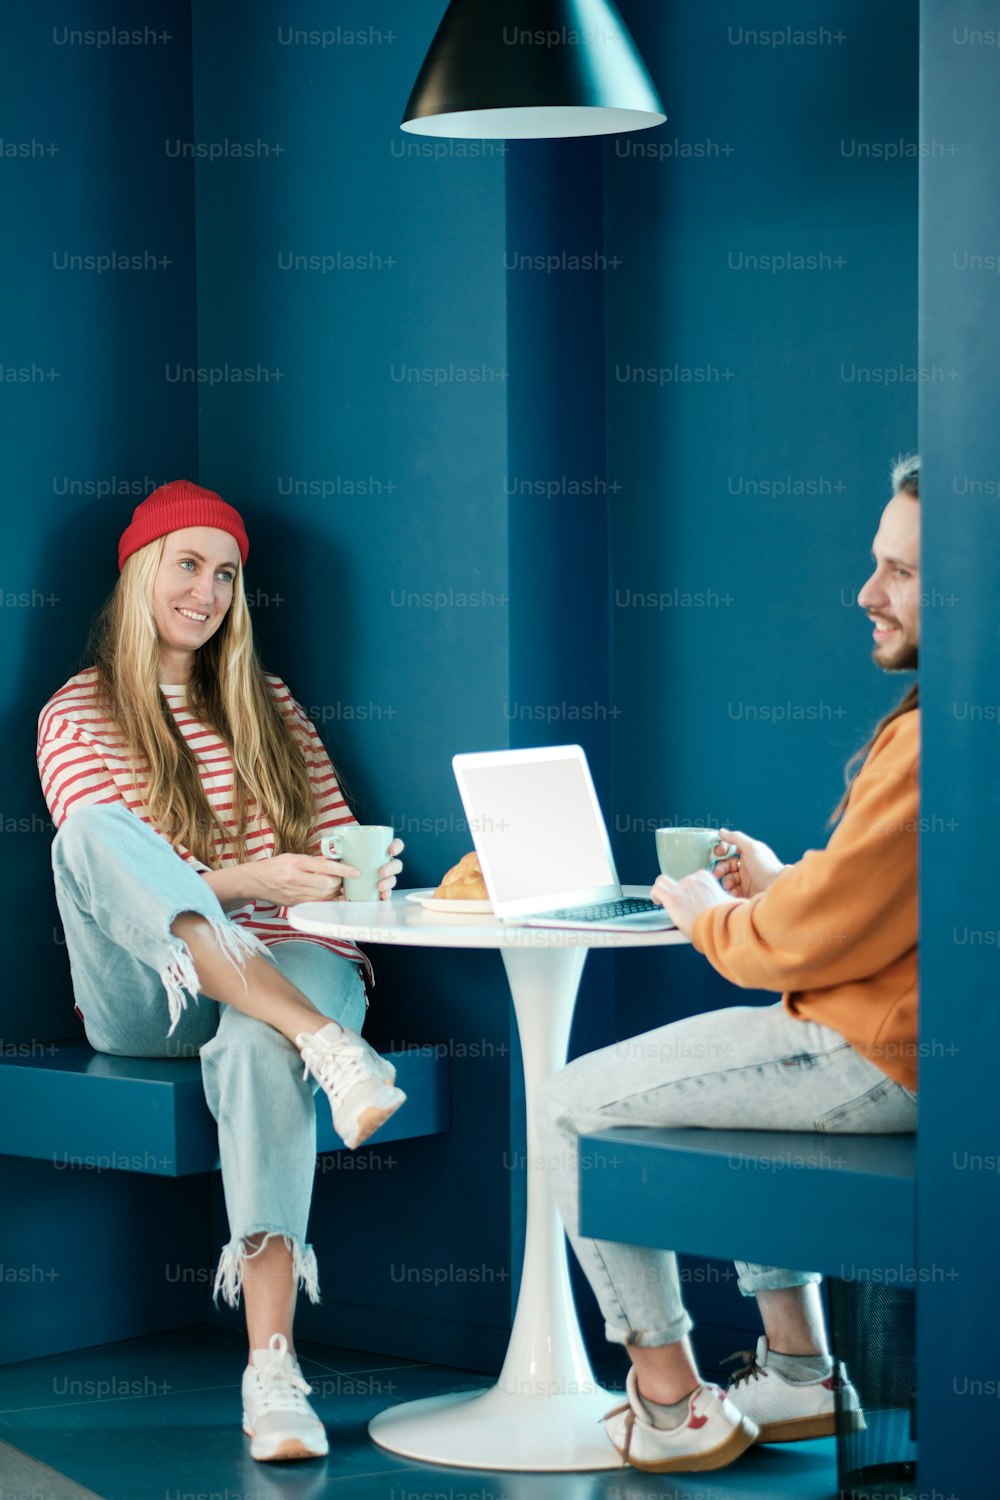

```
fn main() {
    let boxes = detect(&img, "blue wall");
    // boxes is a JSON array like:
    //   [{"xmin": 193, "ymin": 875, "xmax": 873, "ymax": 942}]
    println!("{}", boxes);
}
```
[
  {"xmin": 9, "ymin": 15, "xmax": 989, "ymax": 1468},
  {"xmin": 601, "ymin": 0, "xmax": 919, "ymax": 1351},
  {"xmin": 0, "ymin": 0, "xmax": 197, "ymax": 1045},
  {"xmin": 917, "ymin": 3, "xmax": 1000, "ymax": 1495},
  {"xmin": 504, "ymin": 136, "xmax": 615, "ymax": 1325},
  {"xmin": 0, "ymin": 0, "xmax": 208, "ymax": 1365},
  {"xmin": 187, "ymin": 0, "xmax": 517, "ymax": 1366},
  {"xmin": 608, "ymin": 0, "xmax": 918, "ymax": 988},
  {"xmin": 0, "ymin": 0, "xmax": 521, "ymax": 1371}
]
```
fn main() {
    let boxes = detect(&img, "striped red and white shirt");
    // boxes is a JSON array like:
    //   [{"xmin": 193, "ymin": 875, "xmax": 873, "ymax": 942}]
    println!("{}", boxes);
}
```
[{"xmin": 37, "ymin": 666, "xmax": 371, "ymax": 994}]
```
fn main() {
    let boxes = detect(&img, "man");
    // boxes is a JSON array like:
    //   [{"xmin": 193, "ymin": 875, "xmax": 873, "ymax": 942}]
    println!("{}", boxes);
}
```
[{"xmin": 536, "ymin": 456, "xmax": 920, "ymax": 1474}]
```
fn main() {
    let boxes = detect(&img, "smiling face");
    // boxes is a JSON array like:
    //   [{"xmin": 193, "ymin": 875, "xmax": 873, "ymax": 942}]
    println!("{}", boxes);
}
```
[
  {"xmin": 151, "ymin": 526, "xmax": 240, "ymax": 682},
  {"xmin": 856, "ymin": 490, "xmax": 920, "ymax": 672}
]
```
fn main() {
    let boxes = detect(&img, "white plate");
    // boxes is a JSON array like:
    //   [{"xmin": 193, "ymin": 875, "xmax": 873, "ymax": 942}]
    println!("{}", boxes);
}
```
[{"xmin": 404, "ymin": 889, "xmax": 493, "ymax": 915}]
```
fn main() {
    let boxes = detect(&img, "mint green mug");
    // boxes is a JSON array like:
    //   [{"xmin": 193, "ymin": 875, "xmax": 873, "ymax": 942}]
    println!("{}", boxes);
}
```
[
  {"xmin": 321, "ymin": 826, "xmax": 394, "ymax": 901},
  {"xmin": 655, "ymin": 826, "xmax": 738, "ymax": 880}
]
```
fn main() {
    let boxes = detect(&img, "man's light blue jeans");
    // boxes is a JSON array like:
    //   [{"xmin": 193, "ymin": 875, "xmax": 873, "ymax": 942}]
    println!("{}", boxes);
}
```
[
  {"xmin": 535, "ymin": 1000, "xmax": 917, "ymax": 1348},
  {"xmin": 51, "ymin": 804, "xmax": 366, "ymax": 1308}
]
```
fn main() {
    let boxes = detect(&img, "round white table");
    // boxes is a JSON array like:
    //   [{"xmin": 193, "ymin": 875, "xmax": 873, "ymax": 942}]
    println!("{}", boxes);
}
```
[{"xmin": 288, "ymin": 887, "xmax": 688, "ymax": 1472}]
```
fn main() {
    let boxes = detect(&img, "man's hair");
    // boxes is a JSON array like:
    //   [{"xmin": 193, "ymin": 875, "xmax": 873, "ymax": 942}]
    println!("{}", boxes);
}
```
[
  {"xmin": 891, "ymin": 452, "xmax": 920, "ymax": 497},
  {"xmin": 829, "ymin": 454, "xmax": 920, "ymax": 825}
]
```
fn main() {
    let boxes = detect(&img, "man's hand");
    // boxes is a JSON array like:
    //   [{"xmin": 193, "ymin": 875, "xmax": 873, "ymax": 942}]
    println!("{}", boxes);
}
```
[
  {"xmin": 651, "ymin": 869, "xmax": 740, "ymax": 938},
  {"xmin": 711, "ymin": 828, "xmax": 786, "ymax": 899}
]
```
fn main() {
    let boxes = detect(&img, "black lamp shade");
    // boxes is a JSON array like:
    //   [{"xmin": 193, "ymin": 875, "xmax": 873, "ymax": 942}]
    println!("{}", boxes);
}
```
[{"xmin": 402, "ymin": 0, "xmax": 666, "ymax": 139}]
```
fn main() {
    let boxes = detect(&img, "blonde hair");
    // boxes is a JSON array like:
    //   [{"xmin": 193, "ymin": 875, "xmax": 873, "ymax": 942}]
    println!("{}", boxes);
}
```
[{"xmin": 87, "ymin": 536, "xmax": 320, "ymax": 867}]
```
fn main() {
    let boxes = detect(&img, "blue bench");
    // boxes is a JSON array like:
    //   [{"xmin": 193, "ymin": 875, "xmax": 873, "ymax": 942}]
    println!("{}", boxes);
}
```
[
  {"xmin": 578, "ymin": 1127, "xmax": 918, "ymax": 1497},
  {"xmin": 578, "ymin": 1126, "xmax": 916, "ymax": 1278},
  {"xmin": 0, "ymin": 1037, "xmax": 449, "ymax": 1175}
]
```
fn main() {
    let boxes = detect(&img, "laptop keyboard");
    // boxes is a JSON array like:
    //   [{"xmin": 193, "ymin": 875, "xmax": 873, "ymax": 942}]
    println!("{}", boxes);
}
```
[{"xmin": 541, "ymin": 896, "xmax": 659, "ymax": 922}]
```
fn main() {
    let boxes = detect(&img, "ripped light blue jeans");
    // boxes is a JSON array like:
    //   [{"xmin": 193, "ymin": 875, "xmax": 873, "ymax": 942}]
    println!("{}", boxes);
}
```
[
  {"xmin": 51, "ymin": 804, "xmax": 366, "ymax": 1309},
  {"xmin": 535, "ymin": 1000, "xmax": 918, "ymax": 1348}
]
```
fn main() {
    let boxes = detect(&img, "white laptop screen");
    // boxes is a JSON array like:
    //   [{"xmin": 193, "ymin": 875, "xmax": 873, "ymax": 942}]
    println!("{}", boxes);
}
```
[{"xmin": 457, "ymin": 751, "xmax": 617, "ymax": 908}]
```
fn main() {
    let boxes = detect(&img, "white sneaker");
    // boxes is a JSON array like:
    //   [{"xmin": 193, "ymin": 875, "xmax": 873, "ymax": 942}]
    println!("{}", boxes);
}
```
[
  {"xmin": 296, "ymin": 1024, "xmax": 406, "ymax": 1150},
  {"xmin": 603, "ymin": 1369, "xmax": 758, "ymax": 1473},
  {"xmin": 353, "ymin": 1028, "xmax": 397, "ymax": 1085},
  {"xmin": 242, "ymin": 1333, "xmax": 328, "ymax": 1462},
  {"xmin": 724, "ymin": 1335, "xmax": 867, "ymax": 1443}
]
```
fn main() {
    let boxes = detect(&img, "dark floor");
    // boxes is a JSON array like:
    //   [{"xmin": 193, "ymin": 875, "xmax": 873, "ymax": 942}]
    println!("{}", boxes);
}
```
[{"xmin": 0, "ymin": 1326, "xmax": 838, "ymax": 1500}]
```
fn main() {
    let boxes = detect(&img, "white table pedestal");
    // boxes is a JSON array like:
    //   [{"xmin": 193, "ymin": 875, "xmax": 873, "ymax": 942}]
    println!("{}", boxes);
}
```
[
  {"xmin": 288, "ymin": 891, "xmax": 686, "ymax": 1471},
  {"xmin": 368, "ymin": 946, "xmax": 620, "ymax": 1470}
]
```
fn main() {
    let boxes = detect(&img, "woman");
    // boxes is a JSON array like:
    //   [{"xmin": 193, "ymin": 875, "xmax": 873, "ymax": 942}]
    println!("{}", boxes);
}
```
[{"xmin": 37, "ymin": 479, "xmax": 404, "ymax": 1463}]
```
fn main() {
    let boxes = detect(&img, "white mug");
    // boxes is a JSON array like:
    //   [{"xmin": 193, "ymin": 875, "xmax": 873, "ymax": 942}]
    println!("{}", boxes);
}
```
[{"xmin": 321, "ymin": 825, "xmax": 394, "ymax": 901}]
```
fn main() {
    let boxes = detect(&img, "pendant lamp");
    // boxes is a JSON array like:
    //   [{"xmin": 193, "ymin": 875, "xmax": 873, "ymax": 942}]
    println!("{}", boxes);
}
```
[{"xmin": 401, "ymin": 0, "xmax": 666, "ymax": 139}]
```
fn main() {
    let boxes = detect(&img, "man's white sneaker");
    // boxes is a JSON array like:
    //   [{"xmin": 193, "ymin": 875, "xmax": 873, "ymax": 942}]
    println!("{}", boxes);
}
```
[
  {"xmin": 603, "ymin": 1369, "xmax": 758, "ymax": 1473},
  {"xmin": 242, "ymin": 1333, "xmax": 328, "ymax": 1462},
  {"xmin": 296, "ymin": 1023, "xmax": 406, "ymax": 1150},
  {"xmin": 724, "ymin": 1335, "xmax": 867, "ymax": 1443}
]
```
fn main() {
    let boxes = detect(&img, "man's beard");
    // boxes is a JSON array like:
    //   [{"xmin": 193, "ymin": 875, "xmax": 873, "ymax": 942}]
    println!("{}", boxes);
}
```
[{"xmin": 874, "ymin": 637, "xmax": 918, "ymax": 672}]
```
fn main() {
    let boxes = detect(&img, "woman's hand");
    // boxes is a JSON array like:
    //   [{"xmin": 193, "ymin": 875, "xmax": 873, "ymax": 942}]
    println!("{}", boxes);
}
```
[
  {"xmin": 651, "ymin": 869, "xmax": 738, "ymax": 938},
  {"xmin": 244, "ymin": 852, "xmax": 361, "ymax": 906},
  {"xmin": 378, "ymin": 837, "xmax": 405, "ymax": 901},
  {"xmin": 711, "ymin": 827, "xmax": 785, "ymax": 899},
  {"xmin": 242, "ymin": 838, "xmax": 405, "ymax": 905}
]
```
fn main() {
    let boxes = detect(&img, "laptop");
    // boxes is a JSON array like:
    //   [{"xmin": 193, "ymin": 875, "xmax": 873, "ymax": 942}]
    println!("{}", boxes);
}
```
[{"xmin": 451, "ymin": 745, "xmax": 674, "ymax": 930}]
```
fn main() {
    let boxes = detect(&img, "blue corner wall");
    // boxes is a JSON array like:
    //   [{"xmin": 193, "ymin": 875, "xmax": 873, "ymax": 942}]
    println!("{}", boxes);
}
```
[
  {"xmin": 0, "ymin": 0, "xmax": 207, "ymax": 1365},
  {"xmin": 187, "ymin": 0, "xmax": 516, "ymax": 1366},
  {"xmin": 0, "ymin": 0, "xmax": 197, "ymax": 1045},
  {"xmin": 1, "ymin": 0, "xmax": 521, "ymax": 1371}
]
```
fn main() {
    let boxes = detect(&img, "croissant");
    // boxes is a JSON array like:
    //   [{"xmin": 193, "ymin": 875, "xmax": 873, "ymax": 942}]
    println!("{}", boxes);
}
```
[{"xmin": 433, "ymin": 851, "xmax": 489, "ymax": 901}]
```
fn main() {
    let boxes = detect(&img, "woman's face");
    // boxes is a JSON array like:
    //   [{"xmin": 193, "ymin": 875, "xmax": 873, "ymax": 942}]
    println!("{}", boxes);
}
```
[{"xmin": 151, "ymin": 526, "xmax": 240, "ymax": 660}]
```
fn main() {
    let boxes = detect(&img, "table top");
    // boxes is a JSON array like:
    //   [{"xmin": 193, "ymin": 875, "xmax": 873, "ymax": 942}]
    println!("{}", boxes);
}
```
[{"xmin": 288, "ymin": 886, "xmax": 690, "ymax": 950}]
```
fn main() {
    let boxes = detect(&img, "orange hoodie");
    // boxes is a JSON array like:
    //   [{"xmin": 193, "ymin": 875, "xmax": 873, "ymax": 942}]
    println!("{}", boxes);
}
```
[{"xmin": 690, "ymin": 709, "xmax": 919, "ymax": 1090}]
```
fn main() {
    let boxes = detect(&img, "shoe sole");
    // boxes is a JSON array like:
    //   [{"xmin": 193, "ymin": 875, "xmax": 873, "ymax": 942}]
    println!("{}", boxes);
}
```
[
  {"xmin": 611, "ymin": 1417, "xmax": 757, "ymax": 1473},
  {"xmin": 345, "ymin": 1088, "xmax": 406, "ymax": 1150},
  {"xmin": 243, "ymin": 1424, "xmax": 329, "ymax": 1461},
  {"xmin": 755, "ymin": 1409, "xmax": 867, "ymax": 1443}
]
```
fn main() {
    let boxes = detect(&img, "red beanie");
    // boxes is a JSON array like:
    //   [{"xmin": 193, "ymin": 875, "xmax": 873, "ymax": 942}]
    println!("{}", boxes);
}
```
[{"xmin": 118, "ymin": 479, "xmax": 250, "ymax": 572}]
